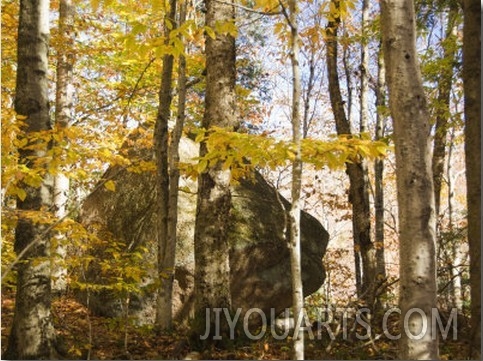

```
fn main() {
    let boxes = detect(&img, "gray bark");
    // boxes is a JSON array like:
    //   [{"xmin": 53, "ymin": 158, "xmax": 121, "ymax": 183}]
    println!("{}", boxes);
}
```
[
  {"xmin": 462, "ymin": 0, "xmax": 481, "ymax": 357},
  {"xmin": 285, "ymin": 0, "xmax": 304, "ymax": 357},
  {"xmin": 381, "ymin": 0, "xmax": 439, "ymax": 358},
  {"xmin": 52, "ymin": 0, "xmax": 75, "ymax": 294},
  {"xmin": 162, "ymin": 0, "xmax": 187, "ymax": 331},
  {"xmin": 192, "ymin": 0, "xmax": 237, "ymax": 339},
  {"xmin": 5, "ymin": 0, "xmax": 58, "ymax": 358},
  {"xmin": 154, "ymin": 0, "xmax": 178, "ymax": 329}
]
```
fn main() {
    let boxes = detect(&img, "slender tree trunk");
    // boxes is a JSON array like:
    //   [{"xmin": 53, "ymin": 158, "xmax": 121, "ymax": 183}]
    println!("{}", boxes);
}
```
[
  {"xmin": 342, "ymin": 29, "xmax": 353, "ymax": 123},
  {"xmin": 154, "ymin": 0, "xmax": 178, "ymax": 329},
  {"xmin": 284, "ymin": 0, "xmax": 304, "ymax": 358},
  {"xmin": 462, "ymin": 0, "xmax": 481, "ymax": 357},
  {"xmin": 374, "ymin": 41, "xmax": 387, "ymax": 301},
  {"xmin": 326, "ymin": 0, "xmax": 374, "ymax": 308},
  {"xmin": 302, "ymin": 51, "xmax": 315, "ymax": 139},
  {"xmin": 431, "ymin": 4, "xmax": 458, "ymax": 222},
  {"xmin": 192, "ymin": 0, "xmax": 236, "ymax": 340},
  {"xmin": 359, "ymin": 0, "xmax": 370, "ymax": 136},
  {"xmin": 381, "ymin": 0, "xmax": 439, "ymax": 358},
  {"xmin": 5, "ymin": 0, "xmax": 58, "ymax": 358},
  {"xmin": 358, "ymin": 0, "xmax": 377, "ymax": 310},
  {"xmin": 166, "ymin": 0, "xmax": 188, "ymax": 330},
  {"xmin": 445, "ymin": 129, "xmax": 463, "ymax": 310},
  {"xmin": 52, "ymin": 0, "xmax": 75, "ymax": 294}
]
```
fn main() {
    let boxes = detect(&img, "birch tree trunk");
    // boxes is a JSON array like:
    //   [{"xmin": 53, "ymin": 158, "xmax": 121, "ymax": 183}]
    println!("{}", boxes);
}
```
[
  {"xmin": 5, "ymin": 0, "xmax": 58, "ymax": 358},
  {"xmin": 326, "ymin": 0, "xmax": 375, "ymax": 308},
  {"xmin": 154, "ymin": 0, "xmax": 178, "ymax": 329},
  {"xmin": 462, "ymin": 0, "xmax": 481, "ymax": 357},
  {"xmin": 381, "ymin": 0, "xmax": 439, "ymax": 358},
  {"xmin": 192, "ymin": 0, "xmax": 236, "ymax": 340},
  {"xmin": 284, "ymin": 0, "xmax": 304, "ymax": 358},
  {"xmin": 52, "ymin": 0, "xmax": 75, "ymax": 294}
]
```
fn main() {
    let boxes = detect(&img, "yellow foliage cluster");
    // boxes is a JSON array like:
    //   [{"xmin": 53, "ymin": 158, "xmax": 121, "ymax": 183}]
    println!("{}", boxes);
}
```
[{"xmin": 180, "ymin": 127, "xmax": 388, "ymax": 181}]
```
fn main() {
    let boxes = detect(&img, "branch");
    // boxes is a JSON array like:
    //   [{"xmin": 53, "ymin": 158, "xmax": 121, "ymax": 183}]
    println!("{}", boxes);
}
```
[
  {"xmin": 73, "ymin": 94, "xmax": 124, "ymax": 125},
  {"xmin": 214, "ymin": 0, "xmax": 282, "ymax": 16},
  {"xmin": 122, "ymin": 57, "xmax": 156, "ymax": 125},
  {"xmin": 278, "ymin": 0, "xmax": 294, "ymax": 30}
]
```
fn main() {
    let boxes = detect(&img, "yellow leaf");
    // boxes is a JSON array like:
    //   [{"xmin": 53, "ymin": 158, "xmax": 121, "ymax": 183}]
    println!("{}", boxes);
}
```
[
  {"xmin": 104, "ymin": 180, "xmax": 116, "ymax": 192},
  {"xmin": 152, "ymin": 0, "xmax": 163, "ymax": 12},
  {"xmin": 17, "ymin": 188, "xmax": 27, "ymax": 201},
  {"xmin": 274, "ymin": 22, "xmax": 285, "ymax": 35},
  {"xmin": 195, "ymin": 130, "xmax": 206, "ymax": 143},
  {"xmin": 197, "ymin": 159, "xmax": 208, "ymax": 173},
  {"xmin": 179, "ymin": 186, "xmax": 192, "ymax": 193},
  {"xmin": 91, "ymin": 0, "xmax": 101, "ymax": 11},
  {"xmin": 204, "ymin": 26, "xmax": 216, "ymax": 40},
  {"xmin": 166, "ymin": 19, "xmax": 174, "ymax": 30}
]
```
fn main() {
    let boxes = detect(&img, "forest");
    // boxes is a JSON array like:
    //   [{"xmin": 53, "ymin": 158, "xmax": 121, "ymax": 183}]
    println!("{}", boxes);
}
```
[{"xmin": 0, "ymin": 0, "xmax": 480, "ymax": 359}]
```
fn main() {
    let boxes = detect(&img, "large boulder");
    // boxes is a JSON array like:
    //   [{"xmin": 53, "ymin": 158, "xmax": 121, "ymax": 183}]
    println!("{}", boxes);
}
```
[{"xmin": 79, "ymin": 137, "xmax": 329, "ymax": 325}]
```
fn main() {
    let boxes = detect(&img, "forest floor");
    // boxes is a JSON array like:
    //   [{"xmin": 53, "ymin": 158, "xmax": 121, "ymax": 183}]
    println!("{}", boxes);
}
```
[{"xmin": 1, "ymin": 290, "xmax": 471, "ymax": 360}]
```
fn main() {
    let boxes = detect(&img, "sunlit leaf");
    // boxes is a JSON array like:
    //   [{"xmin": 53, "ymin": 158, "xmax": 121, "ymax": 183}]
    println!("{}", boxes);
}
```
[{"xmin": 104, "ymin": 180, "xmax": 116, "ymax": 192}]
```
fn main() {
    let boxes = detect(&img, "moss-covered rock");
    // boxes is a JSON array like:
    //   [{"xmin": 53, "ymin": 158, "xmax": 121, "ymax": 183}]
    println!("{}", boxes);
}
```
[{"xmin": 79, "ymin": 137, "xmax": 329, "ymax": 325}]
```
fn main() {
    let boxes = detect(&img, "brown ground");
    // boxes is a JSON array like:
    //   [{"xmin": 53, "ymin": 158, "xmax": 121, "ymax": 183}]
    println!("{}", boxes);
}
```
[{"xmin": 1, "ymin": 290, "xmax": 471, "ymax": 360}]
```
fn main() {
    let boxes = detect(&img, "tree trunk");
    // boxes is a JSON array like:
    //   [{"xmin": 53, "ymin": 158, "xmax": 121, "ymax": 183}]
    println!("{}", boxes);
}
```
[
  {"xmin": 431, "ymin": 4, "xmax": 459, "ymax": 221},
  {"xmin": 285, "ymin": 0, "xmax": 304, "ymax": 358},
  {"xmin": 374, "ymin": 40, "xmax": 387, "ymax": 302},
  {"xmin": 342, "ymin": 29, "xmax": 353, "ymax": 124},
  {"xmin": 381, "ymin": 0, "xmax": 439, "ymax": 358},
  {"xmin": 326, "ymin": 0, "xmax": 375, "ymax": 308},
  {"xmin": 5, "ymin": 0, "xmax": 58, "ymax": 358},
  {"xmin": 462, "ymin": 0, "xmax": 481, "ymax": 357},
  {"xmin": 302, "ymin": 50, "xmax": 315, "ymax": 139},
  {"xmin": 192, "ymin": 0, "xmax": 236, "ymax": 340},
  {"xmin": 52, "ymin": 0, "xmax": 75, "ymax": 294},
  {"xmin": 154, "ymin": 0, "xmax": 178, "ymax": 329},
  {"xmin": 359, "ymin": 0, "xmax": 370, "ymax": 136},
  {"xmin": 166, "ymin": 0, "xmax": 187, "ymax": 330},
  {"xmin": 445, "ymin": 129, "xmax": 463, "ymax": 310},
  {"xmin": 358, "ymin": 0, "xmax": 377, "ymax": 310}
]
